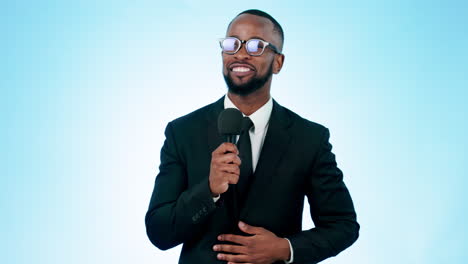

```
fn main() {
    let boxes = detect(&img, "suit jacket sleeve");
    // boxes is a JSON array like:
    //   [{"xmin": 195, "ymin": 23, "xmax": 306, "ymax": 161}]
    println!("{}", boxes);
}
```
[
  {"xmin": 288, "ymin": 128, "xmax": 359, "ymax": 263},
  {"xmin": 145, "ymin": 121, "xmax": 217, "ymax": 250}
]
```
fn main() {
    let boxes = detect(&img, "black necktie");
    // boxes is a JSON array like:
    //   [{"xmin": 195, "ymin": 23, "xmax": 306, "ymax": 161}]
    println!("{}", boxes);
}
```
[{"xmin": 237, "ymin": 117, "xmax": 254, "ymax": 200}]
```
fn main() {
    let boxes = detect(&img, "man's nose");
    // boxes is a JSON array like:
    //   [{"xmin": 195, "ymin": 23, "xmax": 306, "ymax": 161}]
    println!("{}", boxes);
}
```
[{"xmin": 234, "ymin": 44, "xmax": 251, "ymax": 60}]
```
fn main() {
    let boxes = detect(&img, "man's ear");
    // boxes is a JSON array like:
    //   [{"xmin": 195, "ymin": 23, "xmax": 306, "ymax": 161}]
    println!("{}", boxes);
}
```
[{"xmin": 273, "ymin": 54, "xmax": 285, "ymax": 74}]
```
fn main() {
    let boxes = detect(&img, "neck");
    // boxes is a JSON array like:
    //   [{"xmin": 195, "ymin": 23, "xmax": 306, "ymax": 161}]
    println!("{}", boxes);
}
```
[{"xmin": 228, "ymin": 85, "xmax": 271, "ymax": 116}]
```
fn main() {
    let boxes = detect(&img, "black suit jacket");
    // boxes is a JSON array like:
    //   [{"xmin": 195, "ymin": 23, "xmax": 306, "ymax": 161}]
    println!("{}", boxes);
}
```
[{"xmin": 146, "ymin": 96, "xmax": 359, "ymax": 264}]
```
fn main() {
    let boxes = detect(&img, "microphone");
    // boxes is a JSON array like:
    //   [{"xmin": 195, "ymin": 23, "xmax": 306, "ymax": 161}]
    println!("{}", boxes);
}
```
[
  {"xmin": 218, "ymin": 108, "xmax": 243, "ymax": 143},
  {"xmin": 217, "ymin": 108, "xmax": 243, "ymax": 223}
]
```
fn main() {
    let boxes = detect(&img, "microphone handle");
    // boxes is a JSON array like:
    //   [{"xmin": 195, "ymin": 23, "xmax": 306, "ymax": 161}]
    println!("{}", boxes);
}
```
[
  {"xmin": 226, "ymin": 134, "xmax": 237, "ymax": 144},
  {"xmin": 224, "ymin": 134, "xmax": 240, "ymax": 223}
]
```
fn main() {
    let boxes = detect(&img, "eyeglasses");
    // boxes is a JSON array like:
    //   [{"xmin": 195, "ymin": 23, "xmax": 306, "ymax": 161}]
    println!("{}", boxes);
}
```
[{"xmin": 219, "ymin": 37, "xmax": 281, "ymax": 56}]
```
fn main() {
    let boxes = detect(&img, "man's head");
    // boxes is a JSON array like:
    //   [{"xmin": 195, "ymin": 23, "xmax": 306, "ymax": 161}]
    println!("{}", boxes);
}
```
[{"xmin": 222, "ymin": 9, "xmax": 285, "ymax": 96}]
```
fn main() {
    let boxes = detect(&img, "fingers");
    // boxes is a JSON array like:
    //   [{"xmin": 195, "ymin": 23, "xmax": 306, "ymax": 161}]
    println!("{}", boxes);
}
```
[
  {"xmin": 218, "ymin": 163, "xmax": 240, "ymax": 176},
  {"xmin": 226, "ymin": 173, "xmax": 239, "ymax": 184},
  {"xmin": 209, "ymin": 143, "xmax": 241, "ymax": 195},
  {"xmin": 217, "ymin": 153, "xmax": 242, "ymax": 166},
  {"xmin": 213, "ymin": 142, "xmax": 239, "ymax": 156},
  {"xmin": 216, "ymin": 253, "xmax": 250, "ymax": 263},
  {"xmin": 213, "ymin": 244, "xmax": 246, "ymax": 254},
  {"xmin": 209, "ymin": 171, "xmax": 239, "ymax": 195},
  {"xmin": 215, "ymin": 172, "xmax": 239, "ymax": 185},
  {"xmin": 218, "ymin": 234, "xmax": 249, "ymax": 245}
]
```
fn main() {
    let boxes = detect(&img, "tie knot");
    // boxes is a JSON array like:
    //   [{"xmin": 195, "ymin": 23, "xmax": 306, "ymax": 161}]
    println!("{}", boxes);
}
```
[{"xmin": 241, "ymin": 117, "xmax": 254, "ymax": 132}]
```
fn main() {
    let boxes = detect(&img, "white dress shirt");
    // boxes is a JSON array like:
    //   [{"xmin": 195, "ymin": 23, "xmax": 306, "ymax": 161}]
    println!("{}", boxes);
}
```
[{"xmin": 212, "ymin": 95, "xmax": 294, "ymax": 263}]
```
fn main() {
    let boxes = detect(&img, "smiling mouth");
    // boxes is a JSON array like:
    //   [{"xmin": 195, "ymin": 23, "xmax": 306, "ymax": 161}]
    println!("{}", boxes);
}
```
[
  {"xmin": 229, "ymin": 63, "xmax": 256, "ymax": 78},
  {"xmin": 232, "ymin": 67, "xmax": 251, "ymax": 72}
]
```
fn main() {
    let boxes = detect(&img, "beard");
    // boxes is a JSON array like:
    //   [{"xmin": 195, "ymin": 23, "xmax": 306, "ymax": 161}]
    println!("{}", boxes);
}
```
[{"xmin": 223, "ymin": 63, "xmax": 273, "ymax": 96}]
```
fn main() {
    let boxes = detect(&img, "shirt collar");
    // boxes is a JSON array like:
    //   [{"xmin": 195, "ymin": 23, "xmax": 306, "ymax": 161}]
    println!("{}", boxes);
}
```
[{"xmin": 224, "ymin": 94, "xmax": 273, "ymax": 134}]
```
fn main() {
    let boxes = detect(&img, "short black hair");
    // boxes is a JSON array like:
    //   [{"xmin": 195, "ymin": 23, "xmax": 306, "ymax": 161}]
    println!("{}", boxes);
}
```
[{"xmin": 230, "ymin": 9, "xmax": 284, "ymax": 48}]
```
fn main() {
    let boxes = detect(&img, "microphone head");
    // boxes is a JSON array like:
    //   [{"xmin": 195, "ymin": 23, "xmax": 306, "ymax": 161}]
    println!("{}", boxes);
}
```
[{"xmin": 218, "ymin": 108, "xmax": 243, "ymax": 135}]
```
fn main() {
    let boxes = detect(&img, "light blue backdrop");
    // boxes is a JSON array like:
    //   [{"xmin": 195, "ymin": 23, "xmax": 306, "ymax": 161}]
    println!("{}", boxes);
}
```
[{"xmin": 3, "ymin": 0, "xmax": 467, "ymax": 263}]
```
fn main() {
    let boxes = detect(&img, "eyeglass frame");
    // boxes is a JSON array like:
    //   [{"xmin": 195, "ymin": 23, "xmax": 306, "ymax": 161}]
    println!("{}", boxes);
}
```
[{"xmin": 219, "ymin": 37, "xmax": 282, "ymax": 56}]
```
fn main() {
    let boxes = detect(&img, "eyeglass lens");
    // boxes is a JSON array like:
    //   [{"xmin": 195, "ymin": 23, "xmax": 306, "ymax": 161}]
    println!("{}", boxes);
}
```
[
  {"xmin": 222, "ymin": 38, "xmax": 265, "ymax": 55},
  {"xmin": 222, "ymin": 38, "xmax": 240, "ymax": 53}
]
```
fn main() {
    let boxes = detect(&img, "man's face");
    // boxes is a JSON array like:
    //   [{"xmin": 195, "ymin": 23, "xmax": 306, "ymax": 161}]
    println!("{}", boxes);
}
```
[{"xmin": 222, "ymin": 14, "xmax": 283, "ymax": 96}]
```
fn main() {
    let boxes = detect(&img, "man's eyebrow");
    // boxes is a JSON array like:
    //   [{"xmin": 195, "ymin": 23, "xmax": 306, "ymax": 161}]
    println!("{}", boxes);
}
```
[
  {"xmin": 227, "ymin": 35, "xmax": 267, "ymax": 41},
  {"xmin": 250, "ymin": 36, "xmax": 266, "ymax": 41}
]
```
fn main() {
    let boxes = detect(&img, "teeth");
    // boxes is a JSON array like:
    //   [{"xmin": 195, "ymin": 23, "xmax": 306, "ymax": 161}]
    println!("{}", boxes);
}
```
[{"xmin": 232, "ymin": 67, "xmax": 251, "ymax": 72}]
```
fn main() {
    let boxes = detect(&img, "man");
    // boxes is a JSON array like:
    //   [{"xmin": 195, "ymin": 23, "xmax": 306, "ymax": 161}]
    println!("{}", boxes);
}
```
[{"xmin": 146, "ymin": 9, "xmax": 359, "ymax": 264}]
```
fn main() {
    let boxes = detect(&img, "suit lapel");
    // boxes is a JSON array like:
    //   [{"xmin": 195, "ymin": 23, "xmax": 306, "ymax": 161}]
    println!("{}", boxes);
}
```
[{"xmin": 240, "ymin": 100, "xmax": 292, "ymax": 219}]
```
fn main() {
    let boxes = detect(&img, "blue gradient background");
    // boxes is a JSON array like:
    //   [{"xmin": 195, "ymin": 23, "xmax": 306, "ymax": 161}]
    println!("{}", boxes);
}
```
[{"xmin": 3, "ymin": 0, "xmax": 467, "ymax": 263}]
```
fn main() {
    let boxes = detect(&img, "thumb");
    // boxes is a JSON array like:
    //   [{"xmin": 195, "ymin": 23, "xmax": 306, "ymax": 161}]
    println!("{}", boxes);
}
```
[{"xmin": 239, "ymin": 221, "xmax": 262, "ymax": 235}]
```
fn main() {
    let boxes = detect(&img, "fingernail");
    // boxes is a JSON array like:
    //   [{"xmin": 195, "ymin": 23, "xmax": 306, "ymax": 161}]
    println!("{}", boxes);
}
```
[
  {"xmin": 218, "ymin": 235, "xmax": 222, "ymax": 240},
  {"xmin": 213, "ymin": 245, "xmax": 218, "ymax": 251},
  {"xmin": 217, "ymin": 253, "xmax": 223, "ymax": 259},
  {"xmin": 239, "ymin": 221, "xmax": 245, "ymax": 228}
]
